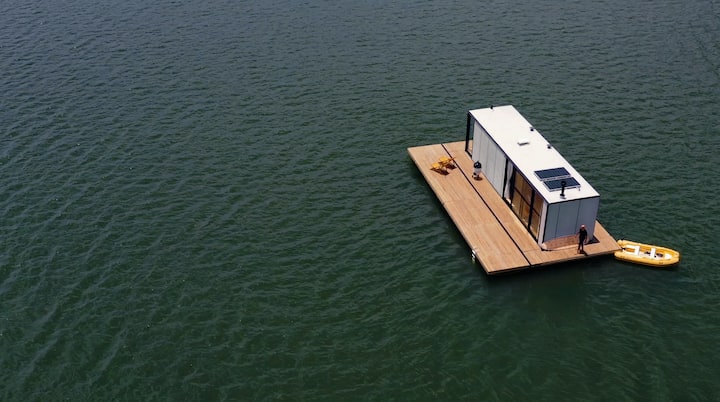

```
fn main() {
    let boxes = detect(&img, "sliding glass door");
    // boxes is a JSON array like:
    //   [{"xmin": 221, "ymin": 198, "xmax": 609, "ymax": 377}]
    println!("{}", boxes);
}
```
[{"xmin": 508, "ymin": 169, "xmax": 542, "ymax": 239}]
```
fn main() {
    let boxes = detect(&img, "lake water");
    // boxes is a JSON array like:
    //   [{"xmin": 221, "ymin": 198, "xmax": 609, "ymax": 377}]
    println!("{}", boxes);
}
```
[{"xmin": 1, "ymin": 0, "xmax": 719, "ymax": 400}]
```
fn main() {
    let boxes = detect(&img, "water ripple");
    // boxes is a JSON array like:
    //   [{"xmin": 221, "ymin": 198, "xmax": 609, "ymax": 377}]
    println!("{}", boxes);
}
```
[{"xmin": 1, "ymin": 0, "xmax": 720, "ymax": 399}]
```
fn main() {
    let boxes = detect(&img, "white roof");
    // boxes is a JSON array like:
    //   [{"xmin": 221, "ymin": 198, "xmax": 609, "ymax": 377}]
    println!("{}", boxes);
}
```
[{"xmin": 469, "ymin": 105, "xmax": 599, "ymax": 204}]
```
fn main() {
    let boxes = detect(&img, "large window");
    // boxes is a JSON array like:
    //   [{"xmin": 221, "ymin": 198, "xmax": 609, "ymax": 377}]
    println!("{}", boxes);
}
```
[{"xmin": 509, "ymin": 170, "xmax": 542, "ymax": 239}]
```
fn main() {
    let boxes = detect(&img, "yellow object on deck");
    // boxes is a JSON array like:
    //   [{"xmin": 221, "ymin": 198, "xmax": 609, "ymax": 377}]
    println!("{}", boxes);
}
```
[
  {"xmin": 438, "ymin": 156, "xmax": 455, "ymax": 166},
  {"xmin": 430, "ymin": 156, "xmax": 455, "ymax": 173}
]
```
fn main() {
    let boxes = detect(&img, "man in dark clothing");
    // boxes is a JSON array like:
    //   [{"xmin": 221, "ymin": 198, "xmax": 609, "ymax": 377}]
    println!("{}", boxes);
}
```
[{"xmin": 578, "ymin": 224, "xmax": 588, "ymax": 253}]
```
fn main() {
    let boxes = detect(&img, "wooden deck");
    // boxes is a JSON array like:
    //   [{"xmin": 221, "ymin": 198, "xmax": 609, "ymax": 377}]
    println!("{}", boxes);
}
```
[{"xmin": 408, "ymin": 141, "xmax": 620, "ymax": 275}]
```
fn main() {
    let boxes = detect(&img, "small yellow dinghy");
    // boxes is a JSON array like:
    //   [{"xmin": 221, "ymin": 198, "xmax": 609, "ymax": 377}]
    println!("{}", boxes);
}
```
[{"xmin": 615, "ymin": 240, "xmax": 680, "ymax": 267}]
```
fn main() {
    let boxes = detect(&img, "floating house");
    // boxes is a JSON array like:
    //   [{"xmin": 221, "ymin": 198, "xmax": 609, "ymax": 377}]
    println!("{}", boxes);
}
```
[
  {"xmin": 408, "ymin": 105, "xmax": 618, "ymax": 274},
  {"xmin": 464, "ymin": 105, "xmax": 599, "ymax": 247}
]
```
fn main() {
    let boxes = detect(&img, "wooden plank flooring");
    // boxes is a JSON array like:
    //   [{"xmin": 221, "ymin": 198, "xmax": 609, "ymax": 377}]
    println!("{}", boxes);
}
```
[{"xmin": 408, "ymin": 141, "xmax": 620, "ymax": 275}]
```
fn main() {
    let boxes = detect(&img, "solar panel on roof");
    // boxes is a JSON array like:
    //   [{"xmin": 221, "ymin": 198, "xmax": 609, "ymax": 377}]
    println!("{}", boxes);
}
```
[
  {"xmin": 534, "ymin": 167, "xmax": 581, "ymax": 193},
  {"xmin": 534, "ymin": 167, "xmax": 570, "ymax": 180},
  {"xmin": 543, "ymin": 177, "xmax": 580, "ymax": 191}
]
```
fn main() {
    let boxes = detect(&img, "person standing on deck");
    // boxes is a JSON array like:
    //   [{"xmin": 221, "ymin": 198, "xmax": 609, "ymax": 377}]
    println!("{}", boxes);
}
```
[{"xmin": 578, "ymin": 224, "xmax": 588, "ymax": 253}]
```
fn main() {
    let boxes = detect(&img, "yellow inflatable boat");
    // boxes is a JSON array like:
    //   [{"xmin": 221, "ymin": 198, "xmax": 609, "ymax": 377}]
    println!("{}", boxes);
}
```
[{"xmin": 615, "ymin": 240, "xmax": 680, "ymax": 267}]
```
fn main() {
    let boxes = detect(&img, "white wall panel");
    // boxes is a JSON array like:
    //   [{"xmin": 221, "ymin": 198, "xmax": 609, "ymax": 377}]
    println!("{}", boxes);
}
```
[
  {"xmin": 578, "ymin": 197, "xmax": 599, "ymax": 239},
  {"xmin": 557, "ymin": 201, "xmax": 581, "ymax": 238},
  {"xmin": 489, "ymin": 142, "xmax": 505, "ymax": 195}
]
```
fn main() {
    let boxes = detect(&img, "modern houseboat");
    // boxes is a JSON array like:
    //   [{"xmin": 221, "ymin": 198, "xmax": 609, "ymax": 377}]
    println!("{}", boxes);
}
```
[{"xmin": 408, "ymin": 105, "xmax": 619, "ymax": 274}]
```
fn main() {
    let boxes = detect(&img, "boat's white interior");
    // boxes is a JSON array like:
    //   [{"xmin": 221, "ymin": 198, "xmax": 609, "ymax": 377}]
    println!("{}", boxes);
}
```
[
  {"xmin": 622, "ymin": 245, "xmax": 669, "ymax": 260},
  {"xmin": 617, "ymin": 240, "xmax": 679, "ymax": 266}
]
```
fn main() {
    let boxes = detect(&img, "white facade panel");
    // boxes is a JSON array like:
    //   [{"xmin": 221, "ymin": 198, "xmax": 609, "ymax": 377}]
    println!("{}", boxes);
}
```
[
  {"xmin": 471, "ymin": 121, "xmax": 505, "ymax": 195},
  {"xmin": 543, "ymin": 197, "xmax": 599, "ymax": 241},
  {"xmin": 488, "ymin": 142, "xmax": 505, "ymax": 195},
  {"xmin": 537, "ymin": 202, "xmax": 548, "ymax": 244},
  {"xmin": 578, "ymin": 197, "xmax": 599, "ymax": 239},
  {"xmin": 471, "ymin": 121, "xmax": 486, "ymax": 162},
  {"xmin": 556, "ymin": 201, "xmax": 581, "ymax": 238},
  {"xmin": 544, "ymin": 203, "xmax": 560, "ymax": 241}
]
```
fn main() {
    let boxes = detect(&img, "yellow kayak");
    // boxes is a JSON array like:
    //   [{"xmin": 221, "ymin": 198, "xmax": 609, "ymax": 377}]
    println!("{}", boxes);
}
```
[{"xmin": 615, "ymin": 240, "xmax": 680, "ymax": 267}]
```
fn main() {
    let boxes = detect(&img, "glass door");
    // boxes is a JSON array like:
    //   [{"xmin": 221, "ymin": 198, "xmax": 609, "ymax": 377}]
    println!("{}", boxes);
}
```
[{"xmin": 508, "ymin": 169, "xmax": 542, "ymax": 239}]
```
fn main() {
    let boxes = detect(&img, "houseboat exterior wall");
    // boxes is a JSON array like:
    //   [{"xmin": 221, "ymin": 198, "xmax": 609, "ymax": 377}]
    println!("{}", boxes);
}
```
[
  {"xmin": 542, "ymin": 197, "xmax": 599, "ymax": 244},
  {"xmin": 470, "ymin": 119, "xmax": 506, "ymax": 195}
]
